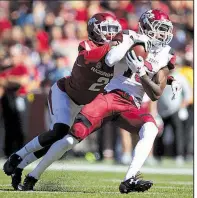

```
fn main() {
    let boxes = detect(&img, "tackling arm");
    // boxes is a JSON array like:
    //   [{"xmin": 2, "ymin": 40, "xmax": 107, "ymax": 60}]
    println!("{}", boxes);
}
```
[
  {"xmin": 79, "ymin": 32, "xmax": 123, "ymax": 63},
  {"xmin": 79, "ymin": 43, "xmax": 111, "ymax": 63},
  {"xmin": 105, "ymin": 35, "xmax": 134, "ymax": 67},
  {"xmin": 105, "ymin": 31, "xmax": 151, "ymax": 67}
]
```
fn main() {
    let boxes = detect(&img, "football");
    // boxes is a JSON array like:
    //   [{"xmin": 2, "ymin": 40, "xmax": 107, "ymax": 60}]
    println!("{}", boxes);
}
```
[{"xmin": 131, "ymin": 44, "xmax": 148, "ymax": 60}]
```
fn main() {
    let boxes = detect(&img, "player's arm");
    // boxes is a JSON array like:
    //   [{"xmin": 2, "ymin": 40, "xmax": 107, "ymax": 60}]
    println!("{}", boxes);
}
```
[
  {"xmin": 78, "ymin": 33, "xmax": 123, "ymax": 63},
  {"xmin": 79, "ymin": 43, "xmax": 112, "ymax": 62},
  {"xmin": 105, "ymin": 31, "xmax": 150, "ymax": 67},
  {"xmin": 105, "ymin": 34, "xmax": 134, "ymax": 67},
  {"xmin": 126, "ymin": 50, "xmax": 175, "ymax": 101},
  {"xmin": 140, "ymin": 67, "xmax": 170, "ymax": 101}
]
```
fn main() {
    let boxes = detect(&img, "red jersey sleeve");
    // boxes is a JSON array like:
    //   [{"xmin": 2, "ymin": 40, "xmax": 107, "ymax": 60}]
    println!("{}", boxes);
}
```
[
  {"xmin": 78, "ymin": 40, "xmax": 97, "ymax": 52},
  {"xmin": 79, "ymin": 43, "xmax": 110, "ymax": 62}
]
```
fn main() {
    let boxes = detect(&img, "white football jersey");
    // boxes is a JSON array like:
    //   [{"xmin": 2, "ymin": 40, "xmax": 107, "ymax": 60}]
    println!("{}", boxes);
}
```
[{"xmin": 105, "ymin": 43, "xmax": 174, "ymax": 108}]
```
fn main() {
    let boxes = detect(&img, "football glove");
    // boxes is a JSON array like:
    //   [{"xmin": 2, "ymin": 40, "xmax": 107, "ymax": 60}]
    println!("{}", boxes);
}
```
[
  {"xmin": 129, "ymin": 31, "xmax": 151, "ymax": 52},
  {"xmin": 126, "ymin": 50, "xmax": 146, "ymax": 77}
]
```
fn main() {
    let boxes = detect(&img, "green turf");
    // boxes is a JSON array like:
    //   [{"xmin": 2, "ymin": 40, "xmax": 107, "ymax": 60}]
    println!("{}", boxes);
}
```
[{"xmin": 0, "ymin": 170, "xmax": 193, "ymax": 198}]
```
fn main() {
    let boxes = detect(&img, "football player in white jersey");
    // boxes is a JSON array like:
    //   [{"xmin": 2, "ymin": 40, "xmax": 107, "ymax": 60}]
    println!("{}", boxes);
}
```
[{"xmin": 6, "ymin": 9, "xmax": 181, "ymax": 193}]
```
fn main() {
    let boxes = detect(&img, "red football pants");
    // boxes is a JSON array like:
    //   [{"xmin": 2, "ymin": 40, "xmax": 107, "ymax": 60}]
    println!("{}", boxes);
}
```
[{"xmin": 71, "ymin": 91, "xmax": 156, "ymax": 141}]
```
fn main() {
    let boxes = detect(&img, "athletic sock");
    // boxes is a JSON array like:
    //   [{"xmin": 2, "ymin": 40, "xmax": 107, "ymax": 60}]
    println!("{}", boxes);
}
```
[
  {"xmin": 124, "ymin": 122, "xmax": 158, "ymax": 181},
  {"xmin": 17, "ymin": 153, "xmax": 38, "ymax": 169},
  {"xmin": 29, "ymin": 135, "xmax": 79, "ymax": 179},
  {"xmin": 16, "ymin": 136, "xmax": 43, "ymax": 159}
]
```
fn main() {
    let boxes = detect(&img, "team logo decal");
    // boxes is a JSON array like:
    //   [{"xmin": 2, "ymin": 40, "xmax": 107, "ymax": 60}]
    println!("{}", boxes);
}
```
[
  {"xmin": 142, "ymin": 10, "xmax": 154, "ymax": 23},
  {"xmin": 88, "ymin": 17, "xmax": 98, "ymax": 25}
]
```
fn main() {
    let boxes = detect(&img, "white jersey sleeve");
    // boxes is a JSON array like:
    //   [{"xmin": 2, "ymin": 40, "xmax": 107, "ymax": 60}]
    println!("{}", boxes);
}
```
[{"xmin": 105, "ymin": 32, "xmax": 135, "ymax": 67}]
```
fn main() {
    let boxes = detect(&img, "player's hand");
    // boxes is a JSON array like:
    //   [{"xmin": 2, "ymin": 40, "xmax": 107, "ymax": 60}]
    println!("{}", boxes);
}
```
[
  {"xmin": 109, "ymin": 32, "xmax": 123, "ymax": 48},
  {"xmin": 167, "ymin": 76, "xmax": 175, "ymax": 85},
  {"xmin": 112, "ymin": 32, "xmax": 123, "ymax": 43},
  {"xmin": 109, "ymin": 41, "xmax": 119, "ymax": 48},
  {"xmin": 129, "ymin": 31, "xmax": 151, "ymax": 52},
  {"xmin": 171, "ymin": 80, "xmax": 182, "ymax": 100},
  {"xmin": 126, "ymin": 50, "xmax": 146, "ymax": 77}
]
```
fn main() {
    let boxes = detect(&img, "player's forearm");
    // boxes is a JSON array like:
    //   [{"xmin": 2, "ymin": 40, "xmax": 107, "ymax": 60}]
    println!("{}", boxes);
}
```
[
  {"xmin": 105, "ymin": 36, "xmax": 134, "ymax": 67},
  {"xmin": 140, "ymin": 75, "xmax": 162, "ymax": 101}
]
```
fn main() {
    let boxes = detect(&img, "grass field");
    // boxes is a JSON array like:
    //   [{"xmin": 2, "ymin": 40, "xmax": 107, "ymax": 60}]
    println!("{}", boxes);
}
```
[{"xmin": 0, "ymin": 160, "xmax": 193, "ymax": 198}]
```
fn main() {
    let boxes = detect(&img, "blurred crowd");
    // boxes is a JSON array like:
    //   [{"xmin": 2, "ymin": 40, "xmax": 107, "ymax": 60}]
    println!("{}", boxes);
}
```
[{"xmin": 0, "ymin": 1, "xmax": 193, "ymax": 166}]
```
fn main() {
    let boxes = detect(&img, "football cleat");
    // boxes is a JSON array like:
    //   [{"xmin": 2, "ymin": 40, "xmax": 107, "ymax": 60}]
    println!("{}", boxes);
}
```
[
  {"xmin": 11, "ymin": 168, "xmax": 23, "ymax": 190},
  {"xmin": 119, "ymin": 172, "xmax": 153, "ymax": 193},
  {"xmin": 18, "ymin": 175, "xmax": 38, "ymax": 191},
  {"xmin": 3, "ymin": 154, "xmax": 22, "ymax": 176}
]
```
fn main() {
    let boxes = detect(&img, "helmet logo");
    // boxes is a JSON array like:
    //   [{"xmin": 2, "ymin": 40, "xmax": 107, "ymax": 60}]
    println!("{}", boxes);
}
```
[
  {"xmin": 88, "ymin": 18, "xmax": 98, "ymax": 25},
  {"xmin": 142, "ymin": 10, "xmax": 154, "ymax": 23}
]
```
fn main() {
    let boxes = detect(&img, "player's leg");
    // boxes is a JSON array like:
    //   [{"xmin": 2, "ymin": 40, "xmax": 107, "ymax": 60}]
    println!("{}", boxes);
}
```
[
  {"xmin": 20, "ymin": 93, "xmax": 111, "ymax": 190},
  {"xmin": 19, "ymin": 134, "xmax": 79, "ymax": 191},
  {"xmin": 3, "ymin": 83, "xmax": 71, "ymax": 176},
  {"xmin": 118, "ymin": 109, "xmax": 158, "ymax": 193},
  {"xmin": 11, "ymin": 146, "xmax": 50, "ymax": 190}
]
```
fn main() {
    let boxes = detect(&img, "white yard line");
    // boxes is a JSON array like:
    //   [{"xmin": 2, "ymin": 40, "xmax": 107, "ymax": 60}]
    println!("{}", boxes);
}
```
[
  {"xmin": 0, "ymin": 184, "xmax": 187, "ymax": 194},
  {"xmin": 0, "ymin": 160, "xmax": 193, "ymax": 175}
]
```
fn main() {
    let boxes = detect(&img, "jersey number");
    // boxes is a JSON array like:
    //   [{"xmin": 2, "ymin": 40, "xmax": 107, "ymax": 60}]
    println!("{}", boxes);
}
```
[
  {"xmin": 123, "ymin": 61, "xmax": 153, "ymax": 83},
  {"xmin": 88, "ymin": 77, "xmax": 109, "ymax": 91}
]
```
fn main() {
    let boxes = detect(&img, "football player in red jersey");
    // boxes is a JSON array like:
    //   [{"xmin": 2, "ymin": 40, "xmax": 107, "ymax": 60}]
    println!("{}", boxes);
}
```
[
  {"xmin": 3, "ymin": 12, "xmax": 151, "ymax": 190},
  {"xmin": 11, "ymin": 9, "xmax": 182, "ymax": 193}
]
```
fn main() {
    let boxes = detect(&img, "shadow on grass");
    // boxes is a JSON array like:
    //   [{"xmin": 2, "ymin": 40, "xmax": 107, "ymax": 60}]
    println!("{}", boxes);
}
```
[
  {"xmin": 37, "ymin": 181, "xmax": 117, "ymax": 194},
  {"xmin": 0, "ymin": 180, "xmax": 117, "ymax": 194},
  {"xmin": 0, "ymin": 189, "xmax": 15, "ymax": 191}
]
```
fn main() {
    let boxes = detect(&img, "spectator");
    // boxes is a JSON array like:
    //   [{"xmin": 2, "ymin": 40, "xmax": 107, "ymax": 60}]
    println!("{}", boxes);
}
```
[
  {"xmin": 156, "ymin": 69, "xmax": 192, "ymax": 165},
  {"xmin": 47, "ymin": 54, "xmax": 71, "ymax": 84},
  {"xmin": 0, "ymin": 44, "xmax": 40, "ymax": 156},
  {"xmin": 178, "ymin": 64, "xmax": 193, "ymax": 160}
]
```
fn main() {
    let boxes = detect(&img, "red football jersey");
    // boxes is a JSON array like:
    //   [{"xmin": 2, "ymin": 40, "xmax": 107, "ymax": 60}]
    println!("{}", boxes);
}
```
[{"xmin": 57, "ymin": 40, "xmax": 114, "ymax": 105}]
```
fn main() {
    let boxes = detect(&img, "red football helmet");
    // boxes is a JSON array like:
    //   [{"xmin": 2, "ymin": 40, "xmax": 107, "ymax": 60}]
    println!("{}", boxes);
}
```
[
  {"xmin": 139, "ymin": 9, "xmax": 173, "ymax": 48},
  {"xmin": 87, "ymin": 13, "xmax": 122, "ymax": 45}
]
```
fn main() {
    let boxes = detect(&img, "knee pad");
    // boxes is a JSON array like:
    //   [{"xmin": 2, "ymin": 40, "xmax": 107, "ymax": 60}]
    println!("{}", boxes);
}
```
[
  {"xmin": 38, "ymin": 123, "xmax": 70, "ymax": 147},
  {"xmin": 75, "ymin": 113, "xmax": 92, "ymax": 128},
  {"xmin": 70, "ymin": 122, "xmax": 89, "ymax": 141},
  {"xmin": 69, "ymin": 113, "xmax": 92, "ymax": 141}
]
